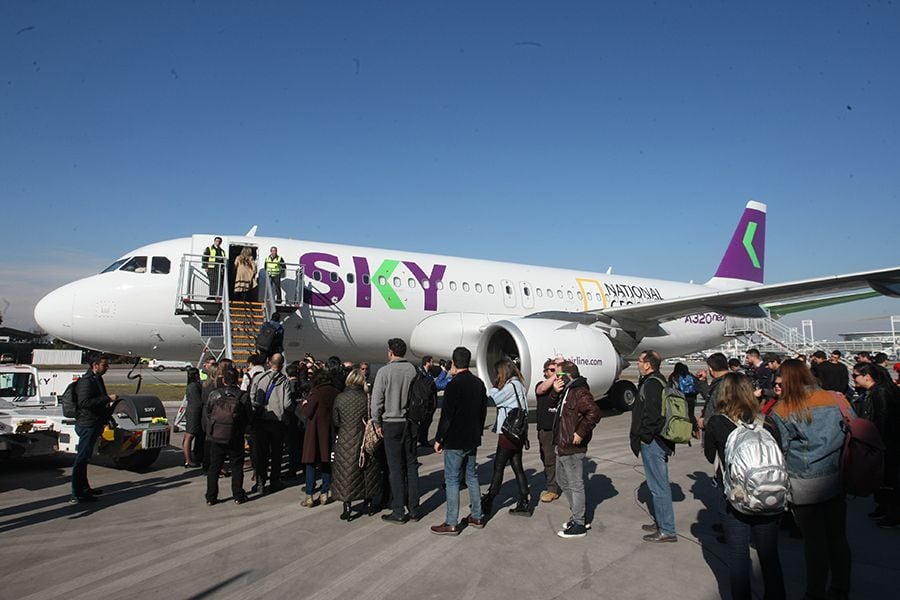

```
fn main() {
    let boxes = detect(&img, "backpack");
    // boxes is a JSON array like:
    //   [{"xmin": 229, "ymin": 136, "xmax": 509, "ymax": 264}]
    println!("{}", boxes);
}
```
[
  {"xmin": 208, "ymin": 389, "xmax": 240, "ymax": 443},
  {"xmin": 722, "ymin": 417, "xmax": 791, "ymax": 514},
  {"xmin": 406, "ymin": 367, "xmax": 436, "ymax": 423},
  {"xmin": 255, "ymin": 322, "xmax": 277, "ymax": 352},
  {"xmin": 833, "ymin": 393, "xmax": 885, "ymax": 496},
  {"xmin": 60, "ymin": 380, "xmax": 79, "ymax": 418},
  {"xmin": 651, "ymin": 375, "xmax": 693, "ymax": 444},
  {"xmin": 677, "ymin": 374, "xmax": 697, "ymax": 395}
]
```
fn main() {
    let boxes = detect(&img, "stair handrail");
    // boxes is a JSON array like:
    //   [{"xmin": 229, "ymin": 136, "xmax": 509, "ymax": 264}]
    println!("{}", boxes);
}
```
[{"xmin": 222, "ymin": 265, "xmax": 233, "ymax": 360}]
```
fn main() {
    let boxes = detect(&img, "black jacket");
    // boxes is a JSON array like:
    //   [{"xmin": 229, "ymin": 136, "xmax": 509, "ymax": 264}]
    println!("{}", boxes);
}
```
[
  {"xmin": 435, "ymin": 370, "xmax": 487, "ymax": 450},
  {"xmin": 535, "ymin": 382, "xmax": 557, "ymax": 431},
  {"xmin": 74, "ymin": 370, "xmax": 112, "ymax": 428},
  {"xmin": 630, "ymin": 373, "xmax": 674, "ymax": 456},
  {"xmin": 862, "ymin": 383, "xmax": 900, "ymax": 454}
]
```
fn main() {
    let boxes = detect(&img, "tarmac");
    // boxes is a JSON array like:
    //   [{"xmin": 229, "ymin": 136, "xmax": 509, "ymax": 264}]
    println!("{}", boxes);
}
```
[{"xmin": 1, "ymin": 404, "xmax": 898, "ymax": 599}]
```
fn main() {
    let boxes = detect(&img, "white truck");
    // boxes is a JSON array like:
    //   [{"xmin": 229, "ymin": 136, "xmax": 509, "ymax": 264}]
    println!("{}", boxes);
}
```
[{"xmin": 0, "ymin": 364, "xmax": 171, "ymax": 469}]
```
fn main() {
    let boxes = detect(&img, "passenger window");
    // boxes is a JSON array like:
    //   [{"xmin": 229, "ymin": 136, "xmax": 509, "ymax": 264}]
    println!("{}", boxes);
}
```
[
  {"xmin": 557, "ymin": 290, "xmax": 563, "ymax": 299},
  {"xmin": 151, "ymin": 257, "xmax": 171, "ymax": 274},
  {"xmin": 362, "ymin": 274, "xmax": 370, "ymax": 285},
  {"xmin": 536, "ymin": 288, "xmax": 543, "ymax": 298},
  {"xmin": 422, "ymin": 280, "xmax": 430, "ymax": 290},
  {"xmin": 408, "ymin": 278, "xmax": 416, "ymax": 288},
  {"xmin": 462, "ymin": 282, "xmax": 470, "ymax": 292},
  {"xmin": 547, "ymin": 288, "xmax": 553, "ymax": 297},
  {"xmin": 313, "ymin": 270, "xmax": 322, "ymax": 281},
  {"xmin": 330, "ymin": 272, "xmax": 339, "ymax": 283},
  {"xmin": 101, "ymin": 258, "xmax": 128, "ymax": 273},
  {"xmin": 487, "ymin": 284, "xmax": 495, "ymax": 294},
  {"xmin": 120, "ymin": 256, "xmax": 147, "ymax": 273},
  {"xmin": 523, "ymin": 287, "xmax": 530, "ymax": 297},
  {"xmin": 576, "ymin": 291, "xmax": 582, "ymax": 300},
  {"xmin": 436, "ymin": 281, "xmax": 443, "ymax": 290},
  {"xmin": 475, "ymin": 283, "xmax": 483, "ymax": 293},
  {"xmin": 449, "ymin": 281, "xmax": 457, "ymax": 291},
  {"xmin": 393, "ymin": 276, "xmax": 402, "ymax": 288},
  {"xmin": 567, "ymin": 291, "xmax": 574, "ymax": 300},
  {"xmin": 378, "ymin": 276, "xmax": 387, "ymax": 286},
  {"xmin": 347, "ymin": 273, "xmax": 355, "ymax": 284},
  {"xmin": 587, "ymin": 292, "xmax": 593, "ymax": 301}
]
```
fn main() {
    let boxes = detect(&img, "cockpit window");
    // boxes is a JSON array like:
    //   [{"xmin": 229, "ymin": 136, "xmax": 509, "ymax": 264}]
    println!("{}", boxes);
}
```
[
  {"xmin": 120, "ymin": 256, "xmax": 148, "ymax": 273},
  {"xmin": 101, "ymin": 258, "xmax": 128, "ymax": 273},
  {"xmin": 151, "ymin": 257, "xmax": 171, "ymax": 274}
]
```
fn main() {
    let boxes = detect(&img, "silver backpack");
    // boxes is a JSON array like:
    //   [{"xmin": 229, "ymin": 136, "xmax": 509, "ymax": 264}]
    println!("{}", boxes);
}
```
[{"xmin": 723, "ymin": 417, "xmax": 791, "ymax": 515}]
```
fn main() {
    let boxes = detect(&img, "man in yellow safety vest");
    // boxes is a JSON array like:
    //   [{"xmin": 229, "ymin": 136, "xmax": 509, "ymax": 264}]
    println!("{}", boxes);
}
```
[
  {"xmin": 202, "ymin": 237, "xmax": 225, "ymax": 298},
  {"xmin": 265, "ymin": 246, "xmax": 286, "ymax": 304}
]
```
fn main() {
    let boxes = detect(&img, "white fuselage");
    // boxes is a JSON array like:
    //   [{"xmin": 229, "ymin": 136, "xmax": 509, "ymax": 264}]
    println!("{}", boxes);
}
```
[{"xmin": 34, "ymin": 234, "xmax": 729, "ymax": 364}]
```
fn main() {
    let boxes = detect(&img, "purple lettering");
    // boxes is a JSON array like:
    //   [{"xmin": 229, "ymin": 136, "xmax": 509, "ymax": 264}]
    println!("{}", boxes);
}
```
[
  {"xmin": 299, "ymin": 252, "xmax": 345, "ymax": 307},
  {"xmin": 404, "ymin": 261, "xmax": 446, "ymax": 311}
]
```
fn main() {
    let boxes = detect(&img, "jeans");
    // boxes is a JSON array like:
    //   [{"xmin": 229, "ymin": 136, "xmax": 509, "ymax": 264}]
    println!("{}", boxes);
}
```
[
  {"xmin": 206, "ymin": 442, "xmax": 245, "ymax": 502},
  {"xmin": 723, "ymin": 508, "xmax": 785, "ymax": 600},
  {"xmin": 791, "ymin": 495, "xmax": 851, "ymax": 600},
  {"xmin": 71, "ymin": 425, "xmax": 103, "ymax": 497},
  {"xmin": 538, "ymin": 429, "xmax": 559, "ymax": 493},
  {"xmin": 641, "ymin": 439, "xmax": 676, "ymax": 535},
  {"xmin": 251, "ymin": 420, "xmax": 285, "ymax": 486},
  {"xmin": 556, "ymin": 452, "xmax": 587, "ymax": 526},
  {"xmin": 443, "ymin": 448, "xmax": 481, "ymax": 526},
  {"xmin": 305, "ymin": 463, "xmax": 332, "ymax": 494},
  {"xmin": 383, "ymin": 421, "xmax": 420, "ymax": 517},
  {"xmin": 488, "ymin": 439, "xmax": 529, "ymax": 501}
]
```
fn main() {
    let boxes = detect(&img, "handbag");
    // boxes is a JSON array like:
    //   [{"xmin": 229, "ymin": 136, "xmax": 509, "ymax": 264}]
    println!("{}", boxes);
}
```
[
  {"xmin": 500, "ymin": 383, "xmax": 529, "ymax": 448},
  {"xmin": 359, "ymin": 403, "xmax": 383, "ymax": 467}
]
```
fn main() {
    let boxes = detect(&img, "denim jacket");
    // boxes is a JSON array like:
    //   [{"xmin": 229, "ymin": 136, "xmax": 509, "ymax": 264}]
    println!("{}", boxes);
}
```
[
  {"xmin": 770, "ymin": 388, "xmax": 852, "ymax": 505},
  {"xmin": 488, "ymin": 377, "xmax": 527, "ymax": 433}
]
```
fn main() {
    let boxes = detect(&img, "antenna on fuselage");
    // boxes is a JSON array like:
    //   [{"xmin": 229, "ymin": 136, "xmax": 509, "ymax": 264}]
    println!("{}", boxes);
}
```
[{"xmin": 245, "ymin": 226, "xmax": 258, "ymax": 237}]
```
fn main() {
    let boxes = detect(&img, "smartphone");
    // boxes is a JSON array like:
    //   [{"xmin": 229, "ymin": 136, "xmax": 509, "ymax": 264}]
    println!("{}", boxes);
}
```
[{"xmin": 557, "ymin": 372, "xmax": 571, "ymax": 385}]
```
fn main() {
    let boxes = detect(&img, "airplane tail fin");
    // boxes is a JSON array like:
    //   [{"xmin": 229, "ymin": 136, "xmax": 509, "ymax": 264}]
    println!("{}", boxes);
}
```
[{"xmin": 705, "ymin": 200, "xmax": 766, "ymax": 289}]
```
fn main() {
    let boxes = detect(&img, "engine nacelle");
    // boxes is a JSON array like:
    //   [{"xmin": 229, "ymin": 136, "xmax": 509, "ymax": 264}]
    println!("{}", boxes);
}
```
[{"xmin": 475, "ymin": 318, "xmax": 624, "ymax": 400}]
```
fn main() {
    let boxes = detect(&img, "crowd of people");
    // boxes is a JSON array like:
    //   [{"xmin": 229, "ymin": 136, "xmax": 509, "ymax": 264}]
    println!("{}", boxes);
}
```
[{"xmin": 72, "ymin": 339, "xmax": 900, "ymax": 600}]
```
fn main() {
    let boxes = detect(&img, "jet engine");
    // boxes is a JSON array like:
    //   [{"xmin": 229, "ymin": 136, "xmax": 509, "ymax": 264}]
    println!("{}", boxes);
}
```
[{"xmin": 475, "ymin": 318, "xmax": 626, "ymax": 403}]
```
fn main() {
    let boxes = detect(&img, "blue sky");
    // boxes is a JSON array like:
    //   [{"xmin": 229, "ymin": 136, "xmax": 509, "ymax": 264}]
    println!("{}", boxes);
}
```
[{"xmin": 1, "ymin": 1, "xmax": 898, "ymax": 340}]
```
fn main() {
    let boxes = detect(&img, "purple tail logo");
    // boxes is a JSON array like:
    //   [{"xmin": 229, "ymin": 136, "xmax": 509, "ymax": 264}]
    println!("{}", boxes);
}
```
[{"xmin": 713, "ymin": 201, "xmax": 766, "ymax": 284}]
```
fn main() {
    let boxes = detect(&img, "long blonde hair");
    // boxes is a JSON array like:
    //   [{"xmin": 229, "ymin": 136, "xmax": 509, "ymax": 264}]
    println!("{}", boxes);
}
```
[
  {"xmin": 716, "ymin": 372, "xmax": 759, "ymax": 423},
  {"xmin": 237, "ymin": 246, "xmax": 254, "ymax": 267}
]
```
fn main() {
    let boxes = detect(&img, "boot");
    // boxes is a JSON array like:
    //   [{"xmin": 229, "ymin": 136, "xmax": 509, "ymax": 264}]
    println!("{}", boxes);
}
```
[
  {"xmin": 481, "ymin": 493, "xmax": 494, "ymax": 517},
  {"xmin": 509, "ymin": 494, "xmax": 532, "ymax": 517},
  {"xmin": 340, "ymin": 501, "xmax": 352, "ymax": 521}
]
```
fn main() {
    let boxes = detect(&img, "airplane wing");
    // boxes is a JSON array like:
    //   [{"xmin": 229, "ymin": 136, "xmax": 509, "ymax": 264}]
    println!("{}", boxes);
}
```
[
  {"xmin": 527, "ymin": 266, "xmax": 900, "ymax": 337},
  {"xmin": 602, "ymin": 266, "xmax": 900, "ymax": 323}
]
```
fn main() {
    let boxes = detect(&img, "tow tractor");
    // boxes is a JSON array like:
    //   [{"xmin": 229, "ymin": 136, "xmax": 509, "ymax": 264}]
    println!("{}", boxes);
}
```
[{"xmin": 0, "ymin": 363, "xmax": 170, "ymax": 470}]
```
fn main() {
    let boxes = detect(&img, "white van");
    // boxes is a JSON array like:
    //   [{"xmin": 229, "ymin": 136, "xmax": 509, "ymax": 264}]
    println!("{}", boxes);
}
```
[{"xmin": 147, "ymin": 359, "xmax": 192, "ymax": 371}]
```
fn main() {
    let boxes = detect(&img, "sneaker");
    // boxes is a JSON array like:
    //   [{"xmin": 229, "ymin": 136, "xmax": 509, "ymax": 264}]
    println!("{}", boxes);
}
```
[
  {"xmin": 540, "ymin": 490, "xmax": 560, "ymax": 503},
  {"xmin": 876, "ymin": 516, "xmax": 900, "ymax": 529},
  {"xmin": 233, "ymin": 495, "xmax": 249, "ymax": 505},
  {"xmin": 69, "ymin": 495, "xmax": 97, "ymax": 504},
  {"xmin": 407, "ymin": 509, "xmax": 424, "ymax": 522},
  {"xmin": 558, "ymin": 523, "xmax": 588, "ymax": 538},
  {"xmin": 641, "ymin": 522, "xmax": 658, "ymax": 532},
  {"xmin": 561, "ymin": 520, "xmax": 592, "ymax": 531},
  {"xmin": 868, "ymin": 506, "xmax": 888, "ymax": 520},
  {"xmin": 430, "ymin": 523, "xmax": 460, "ymax": 536},
  {"xmin": 643, "ymin": 531, "xmax": 677, "ymax": 543},
  {"xmin": 381, "ymin": 513, "xmax": 409, "ymax": 525}
]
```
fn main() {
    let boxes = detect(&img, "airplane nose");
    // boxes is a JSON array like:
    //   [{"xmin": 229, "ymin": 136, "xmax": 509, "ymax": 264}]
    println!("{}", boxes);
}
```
[{"xmin": 34, "ymin": 285, "xmax": 75, "ymax": 339}]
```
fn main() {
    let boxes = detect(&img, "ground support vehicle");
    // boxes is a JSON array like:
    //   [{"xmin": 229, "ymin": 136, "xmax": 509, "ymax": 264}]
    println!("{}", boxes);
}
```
[{"xmin": 0, "ymin": 364, "xmax": 170, "ymax": 469}]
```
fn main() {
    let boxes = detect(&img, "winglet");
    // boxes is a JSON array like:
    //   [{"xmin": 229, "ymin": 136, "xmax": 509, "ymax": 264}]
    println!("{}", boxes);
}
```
[{"xmin": 707, "ymin": 201, "xmax": 766, "ymax": 288}]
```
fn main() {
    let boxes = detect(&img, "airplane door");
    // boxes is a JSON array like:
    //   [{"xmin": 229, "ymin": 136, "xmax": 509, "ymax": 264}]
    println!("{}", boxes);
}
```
[
  {"xmin": 520, "ymin": 281, "xmax": 534, "ymax": 309},
  {"xmin": 501, "ymin": 279, "xmax": 517, "ymax": 309}
]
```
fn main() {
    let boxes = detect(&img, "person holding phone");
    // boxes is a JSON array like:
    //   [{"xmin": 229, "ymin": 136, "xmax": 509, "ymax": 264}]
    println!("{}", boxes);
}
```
[{"xmin": 551, "ymin": 361, "xmax": 601, "ymax": 538}]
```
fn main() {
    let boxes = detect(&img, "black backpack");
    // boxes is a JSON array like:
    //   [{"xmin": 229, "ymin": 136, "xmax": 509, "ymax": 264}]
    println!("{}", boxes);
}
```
[
  {"xmin": 255, "ymin": 322, "xmax": 277, "ymax": 352},
  {"xmin": 60, "ymin": 380, "xmax": 79, "ymax": 418},
  {"xmin": 406, "ymin": 368, "xmax": 436, "ymax": 423},
  {"xmin": 208, "ymin": 389, "xmax": 240, "ymax": 443}
]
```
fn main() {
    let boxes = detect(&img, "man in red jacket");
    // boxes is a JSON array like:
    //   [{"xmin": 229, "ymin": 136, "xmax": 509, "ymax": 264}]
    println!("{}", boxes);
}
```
[{"xmin": 552, "ymin": 360, "xmax": 601, "ymax": 538}]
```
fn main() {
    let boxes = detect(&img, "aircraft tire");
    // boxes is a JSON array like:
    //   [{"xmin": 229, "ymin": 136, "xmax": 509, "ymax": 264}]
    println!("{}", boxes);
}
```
[
  {"xmin": 113, "ymin": 448, "xmax": 161, "ymax": 471},
  {"xmin": 609, "ymin": 380, "xmax": 638, "ymax": 412}
]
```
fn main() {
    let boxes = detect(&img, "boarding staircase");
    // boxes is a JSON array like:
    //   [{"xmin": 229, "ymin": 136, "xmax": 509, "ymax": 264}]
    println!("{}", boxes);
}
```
[
  {"xmin": 174, "ymin": 253, "xmax": 304, "ymax": 364},
  {"xmin": 724, "ymin": 314, "xmax": 857, "ymax": 366},
  {"xmin": 229, "ymin": 301, "xmax": 266, "ymax": 363}
]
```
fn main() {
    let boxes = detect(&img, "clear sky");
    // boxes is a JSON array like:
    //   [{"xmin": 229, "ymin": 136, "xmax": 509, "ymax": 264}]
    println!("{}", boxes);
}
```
[{"xmin": 1, "ymin": 1, "xmax": 898, "ymax": 341}]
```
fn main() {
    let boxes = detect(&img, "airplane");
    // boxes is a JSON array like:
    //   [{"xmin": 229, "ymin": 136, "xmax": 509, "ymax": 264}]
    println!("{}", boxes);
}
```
[{"xmin": 34, "ymin": 201, "xmax": 900, "ymax": 409}]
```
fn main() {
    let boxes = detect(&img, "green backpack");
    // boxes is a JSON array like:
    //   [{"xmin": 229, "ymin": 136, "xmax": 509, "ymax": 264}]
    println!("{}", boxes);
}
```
[{"xmin": 651, "ymin": 375, "xmax": 693, "ymax": 444}]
